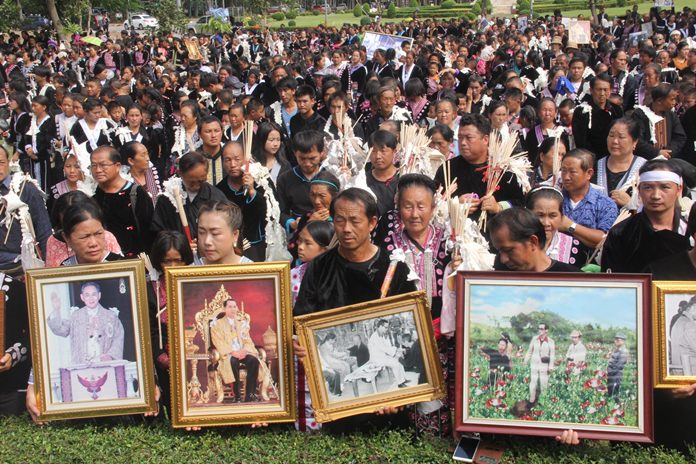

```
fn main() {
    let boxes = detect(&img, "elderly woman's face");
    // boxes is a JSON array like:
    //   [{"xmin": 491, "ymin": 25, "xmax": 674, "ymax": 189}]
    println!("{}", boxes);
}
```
[{"xmin": 398, "ymin": 185, "xmax": 435, "ymax": 239}]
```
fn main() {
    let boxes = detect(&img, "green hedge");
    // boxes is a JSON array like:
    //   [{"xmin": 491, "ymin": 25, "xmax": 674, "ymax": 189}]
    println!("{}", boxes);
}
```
[
  {"xmin": 441, "ymin": 0, "xmax": 457, "ymax": 7},
  {"xmin": 387, "ymin": 2, "xmax": 397, "ymax": 17},
  {"xmin": 0, "ymin": 416, "xmax": 694, "ymax": 463},
  {"xmin": 271, "ymin": 12, "xmax": 285, "ymax": 20},
  {"xmin": 391, "ymin": 9, "xmax": 471, "ymax": 18},
  {"xmin": 354, "ymin": 4, "xmax": 363, "ymax": 16},
  {"xmin": 360, "ymin": 16, "xmax": 371, "ymax": 25}
]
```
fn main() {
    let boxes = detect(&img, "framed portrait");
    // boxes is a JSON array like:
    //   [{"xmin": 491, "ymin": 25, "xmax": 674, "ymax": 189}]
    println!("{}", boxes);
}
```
[
  {"xmin": 166, "ymin": 262, "xmax": 295, "ymax": 427},
  {"xmin": 25, "ymin": 260, "xmax": 157, "ymax": 421},
  {"xmin": 455, "ymin": 272, "xmax": 653, "ymax": 443},
  {"xmin": 652, "ymin": 281, "xmax": 696, "ymax": 388},
  {"xmin": 294, "ymin": 291, "xmax": 445, "ymax": 423}
]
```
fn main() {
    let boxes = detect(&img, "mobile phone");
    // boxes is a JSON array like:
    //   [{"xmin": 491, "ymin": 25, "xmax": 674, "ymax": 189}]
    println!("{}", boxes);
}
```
[{"xmin": 452, "ymin": 435, "xmax": 480, "ymax": 463}]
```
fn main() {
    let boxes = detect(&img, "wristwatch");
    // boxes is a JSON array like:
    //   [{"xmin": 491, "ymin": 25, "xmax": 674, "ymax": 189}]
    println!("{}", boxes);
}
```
[{"xmin": 568, "ymin": 222, "xmax": 577, "ymax": 236}]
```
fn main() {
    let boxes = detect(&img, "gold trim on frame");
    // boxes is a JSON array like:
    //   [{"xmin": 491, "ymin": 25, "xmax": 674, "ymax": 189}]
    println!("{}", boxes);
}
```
[
  {"xmin": 166, "ymin": 261, "xmax": 296, "ymax": 427},
  {"xmin": 294, "ymin": 291, "xmax": 445, "ymax": 423},
  {"xmin": 25, "ymin": 259, "xmax": 157, "ymax": 421},
  {"xmin": 652, "ymin": 281, "xmax": 696, "ymax": 388}
]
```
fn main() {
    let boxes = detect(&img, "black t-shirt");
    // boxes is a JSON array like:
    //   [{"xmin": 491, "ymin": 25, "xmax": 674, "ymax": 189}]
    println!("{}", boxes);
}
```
[
  {"xmin": 645, "ymin": 249, "xmax": 696, "ymax": 453},
  {"xmin": 494, "ymin": 257, "xmax": 581, "ymax": 272},
  {"xmin": 644, "ymin": 251, "xmax": 696, "ymax": 280},
  {"xmin": 365, "ymin": 170, "xmax": 398, "ymax": 219},
  {"xmin": 605, "ymin": 169, "xmax": 627, "ymax": 194}
]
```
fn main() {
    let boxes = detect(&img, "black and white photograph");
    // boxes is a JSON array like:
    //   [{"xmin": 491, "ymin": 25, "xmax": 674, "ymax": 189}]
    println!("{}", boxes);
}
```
[
  {"xmin": 663, "ymin": 293, "xmax": 696, "ymax": 376},
  {"xmin": 314, "ymin": 311, "xmax": 426, "ymax": 403}
]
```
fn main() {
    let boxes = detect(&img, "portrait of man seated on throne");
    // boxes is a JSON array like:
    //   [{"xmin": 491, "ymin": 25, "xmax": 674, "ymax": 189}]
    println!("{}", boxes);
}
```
[
  {"xmin": 211, "ymin": 298, "xmax": 266, "ymax": 403},
  {"xmin": 182, "ymin": 282, "xmax": 280, "ymax": 409}
]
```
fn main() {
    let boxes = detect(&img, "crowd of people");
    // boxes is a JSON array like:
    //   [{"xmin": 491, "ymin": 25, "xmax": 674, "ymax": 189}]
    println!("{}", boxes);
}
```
[{"xmin": 0, "ymin": 3, "xmax": 695, "ymax": 453}]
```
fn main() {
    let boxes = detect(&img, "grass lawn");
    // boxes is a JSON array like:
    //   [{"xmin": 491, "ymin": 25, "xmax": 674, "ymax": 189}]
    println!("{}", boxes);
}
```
[
  {"xmin": 263, "ymin": 0, "xmax": 690, "ymax": 28},
  {"xmin": 1, "ymin": 415, "xmax": 695, "ymax": 463}
]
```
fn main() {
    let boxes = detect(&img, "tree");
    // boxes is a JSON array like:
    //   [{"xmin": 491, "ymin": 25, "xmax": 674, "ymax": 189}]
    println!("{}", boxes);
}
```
[
  {"xmin": 0, "ymin": 1, "xmax": 21, "ymax": 32},
  {"xmin": 201, "ymin": 15, "xmax": 232, "ymax": 34},
  {"xmin": 45, "ymin": 0, "xmax": 64, "ymax": 38},
  {"xmin": 149, "ymin": 0, "xmax": 187, "ymax": 34}
]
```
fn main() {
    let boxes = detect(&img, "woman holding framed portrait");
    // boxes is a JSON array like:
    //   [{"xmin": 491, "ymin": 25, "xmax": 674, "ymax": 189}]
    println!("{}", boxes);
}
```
[
  {"xmin": 26, "ymin": 199, "xmax": 159, "ymax": 423},
  {"xmin": 372, "ymin": 173, "xmax": 458, "ymax": 437},
  {"xmin": 194, "ymin": 200, "xmax": 254, "ymax": 266}
]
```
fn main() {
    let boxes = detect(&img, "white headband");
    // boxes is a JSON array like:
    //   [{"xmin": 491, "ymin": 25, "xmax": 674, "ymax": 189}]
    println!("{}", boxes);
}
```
[{"xmin": 639, "ymin": 171, "xmax": 682, "ymax": 186}]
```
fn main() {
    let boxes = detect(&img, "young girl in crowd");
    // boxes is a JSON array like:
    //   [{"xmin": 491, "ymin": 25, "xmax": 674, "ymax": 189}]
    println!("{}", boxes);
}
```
[
  {"xmin": 251, "ymin": 121, "xmax": 291, "ymax": 184},
  {"xmin": 147, "ymin": 230, "xmax": 194, "ymax": 410}
]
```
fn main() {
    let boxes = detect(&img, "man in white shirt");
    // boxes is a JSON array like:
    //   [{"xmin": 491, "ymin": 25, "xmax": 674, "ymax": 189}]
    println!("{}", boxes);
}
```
[
  {"xmin": 524, "ymin": 323, "xmax": 555, "ymax": 403},
  {"xmin": 368, "ymin": 319, "xmax": 408, "ymax": 388}
]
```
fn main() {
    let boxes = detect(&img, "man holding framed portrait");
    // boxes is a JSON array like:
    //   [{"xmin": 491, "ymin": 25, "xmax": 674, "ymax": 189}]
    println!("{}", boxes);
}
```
[
  {"xmin": 294, "ymin": 188, "xmax": 418, "ymax": 426},
  {"xmin": 294, "ymin": 188, "xmax": 416, "ymax": 317}
]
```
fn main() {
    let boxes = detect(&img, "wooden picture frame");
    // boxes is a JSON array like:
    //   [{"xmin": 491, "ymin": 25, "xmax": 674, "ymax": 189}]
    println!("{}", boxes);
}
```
[
  {"xmin": 455, "ymin": 272, "xmax": 653, "ymax": 443},
  {"xmin": 0, "ymin": 290, "xmax": 4, "ymax": 352},
  {"xmin": 166, "ymin": 262, "xmax": 295, "ymax": 427},
  {"xmin": 25, "ymin": 260, "xmax": 157, "ymax": 421},
  {"xmin": 294, "ymin": 291, "xmax": 445, "ymax": 423},
  {"xmin": 652, "ymin": 281, "xmax": 696, "ymax": 388}
]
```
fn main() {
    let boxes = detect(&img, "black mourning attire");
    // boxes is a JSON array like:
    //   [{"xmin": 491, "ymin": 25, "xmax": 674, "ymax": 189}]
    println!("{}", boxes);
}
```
[{"xmin": 601, "ymin": 210, "xmax": 690, "ymax": 273}]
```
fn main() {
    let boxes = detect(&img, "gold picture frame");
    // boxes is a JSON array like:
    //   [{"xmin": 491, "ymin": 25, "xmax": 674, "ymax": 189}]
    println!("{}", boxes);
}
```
[
  {"xmin": 294, "ymin": 291, "xmax": 445, "ymax": 423},
  {"xmin": 166, "ymin": 262, "xmax": 296, "ymax": 427},
  {"xmin": 25, "ymin": 260, "xmax": 157, "ymax": 421},
  {"xmin": 652, "ymin": 281, "xmax": 696, "ymax": 388}
]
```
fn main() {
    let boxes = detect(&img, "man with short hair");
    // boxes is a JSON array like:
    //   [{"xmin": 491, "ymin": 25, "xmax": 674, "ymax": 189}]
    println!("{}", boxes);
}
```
[
  {"xmin": 565, "ymin": 330, "xmax": 587, "ymax": 375},
  {"xmin": 91, "ymin": 146, "xmax": 153, "ymax": 257},
  {"xmin": 489, "ymin": 207, "xmax": 579, "ymax": 272},
  {"xmin": 270, "ymin": 76, "xmax": 298, "ymax": 136},
  {"xmin": 524, "ymin": 323, "xmax": 555, "ymax": 403},
  {"xmin": 602, "ymin": 160, "xmax": 691, "ymax": 273},
  {"xmin": 572, "ymin": 73, "xmax": 624, "ymax": 159},
  {"xmin": 277, "ymin": 130, "xmax": 326, "ymax": 232},
  {"xmin": 607, "ymin": 334, "xmax": 629, "ymax": 398},
  {"xmin": 560, "ymin": 149, "xmax": 618, "ymax": 255},
  {"xmin": 434, "ymin": 114, "xmax": 525, "ymax": 222},
  {"xmin": 608, "ymin": 50, "xmax": 637, "ymax": 111},
  {"xmin": 295, "ymin": 188, "xmax": 416, "ymax": 316},
  {"xmin": 47, "ymin": 281, "xmax": 125, "ymax": 365},
  {"xmin": 211, "ymin": 298, "xmax": 260, "ymax": 403},
  {"xmin": 368, "ymin": 319, "xmax": 408, "ymax": 388},
  {"xmin": 289, "ymin": 85, "xmax": 326, "ymax": 137},
  {"xmin": 218, "ymin": 141, "xmax": 268, "ymax": 262},
  {"xmin": 198, "ymin": 115, "xmax": 224, "ymax": 185}
]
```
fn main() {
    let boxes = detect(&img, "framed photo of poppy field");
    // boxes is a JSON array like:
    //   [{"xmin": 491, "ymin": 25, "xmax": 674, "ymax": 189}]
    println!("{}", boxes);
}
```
[{"xmin": 455, "ymin": 272, "xmax": 653, "ymax": 443}]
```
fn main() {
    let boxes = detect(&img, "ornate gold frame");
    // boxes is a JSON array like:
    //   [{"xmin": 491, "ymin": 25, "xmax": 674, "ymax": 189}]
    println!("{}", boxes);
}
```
[
  {"xmin": 166, "ymin": 262, "xmax": 296, "ymax": 427},
  {"xmin": 294, "ymin": 291, "xmax": 445, "ymax": 423},
  {"xmin": 25, "ymin": 260, "xmax": 157, "ymax": 421},
  {"xmin": 652, "ymin": 281, "xmax": 696, "ymax": 388}
]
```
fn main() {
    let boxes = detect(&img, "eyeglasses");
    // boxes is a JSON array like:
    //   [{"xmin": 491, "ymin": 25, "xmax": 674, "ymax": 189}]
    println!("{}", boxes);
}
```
[{"xmin": 89, "ymin": 162, "xmax": 117, "ymax": 171}]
